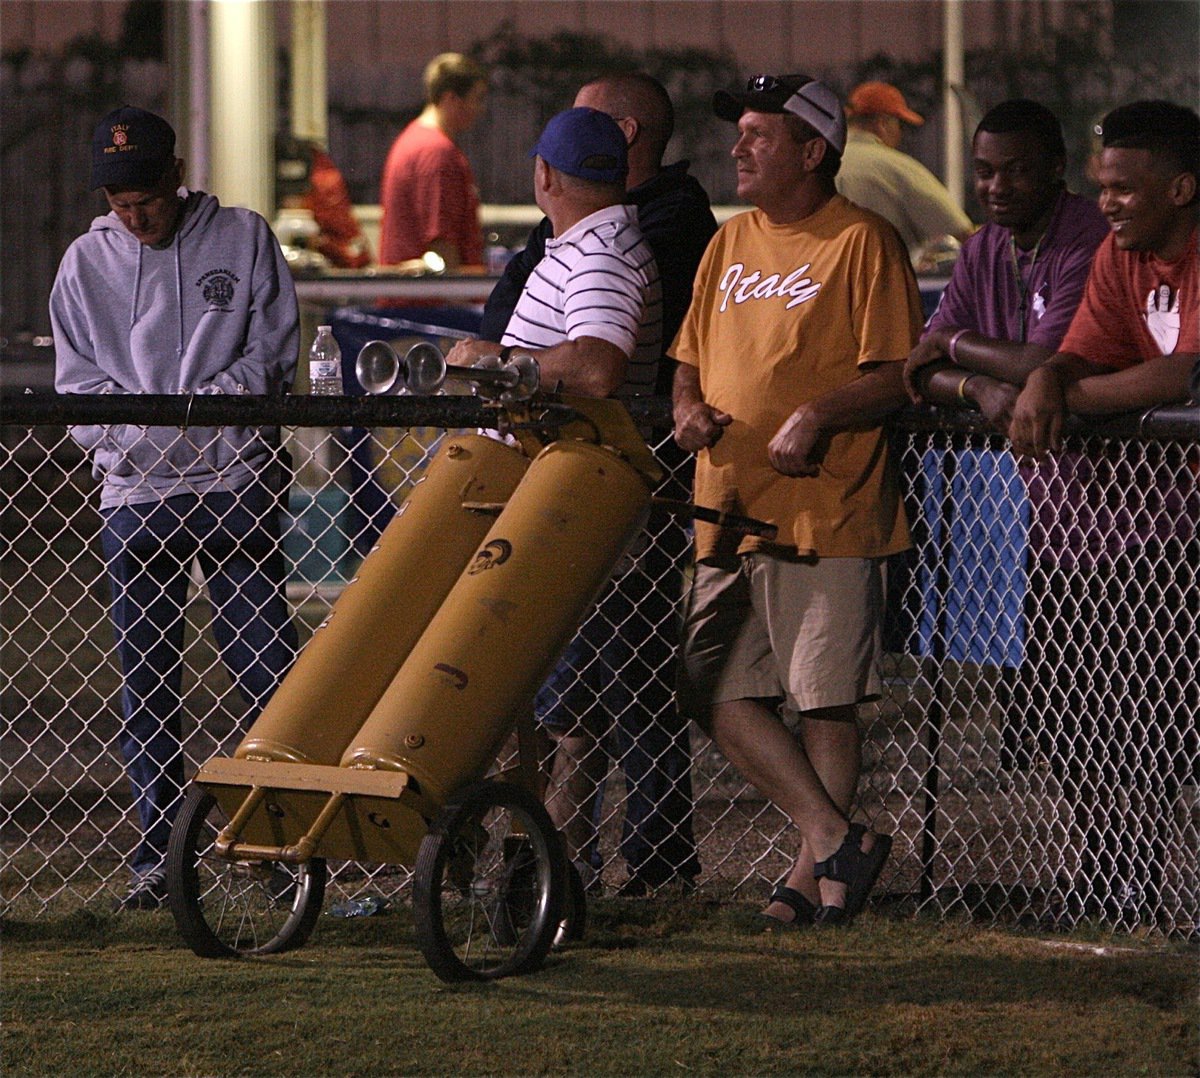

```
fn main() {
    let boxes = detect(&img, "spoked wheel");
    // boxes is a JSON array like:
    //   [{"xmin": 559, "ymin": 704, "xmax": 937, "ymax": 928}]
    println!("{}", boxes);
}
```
[
  {"xmin": 166, "ymin": 784, "xmax": 327, "ymax": 958},
  {"xmin": 412, "ymin": 780, "xmax": 567, "ymax": 982}
]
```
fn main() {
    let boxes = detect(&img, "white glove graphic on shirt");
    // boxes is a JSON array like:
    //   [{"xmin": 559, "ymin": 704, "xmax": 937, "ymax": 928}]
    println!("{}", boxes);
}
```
[{"xmin": 1145, "ymin": 284, "xmax": 1181, "ymax": 354}]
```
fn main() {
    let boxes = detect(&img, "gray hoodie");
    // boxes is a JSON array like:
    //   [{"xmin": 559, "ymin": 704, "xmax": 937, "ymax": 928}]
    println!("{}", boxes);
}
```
[{"xmin": 51, "ymin": 190, "xmax": 299, "ymax": 509}]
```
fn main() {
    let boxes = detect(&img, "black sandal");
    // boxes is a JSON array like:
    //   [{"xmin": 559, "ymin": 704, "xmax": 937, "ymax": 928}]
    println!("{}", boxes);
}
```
[
  {"xmin": 759, "ymin": 880, "xmax": 817, "ymax": 931},
  {"xmin": 812, "ymin": 822, "xmax": 892, "ymax": 926}
]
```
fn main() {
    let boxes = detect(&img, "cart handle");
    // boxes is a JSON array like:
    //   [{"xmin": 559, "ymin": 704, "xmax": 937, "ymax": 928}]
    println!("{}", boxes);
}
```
[
  {"xmin": 461, "ymin": 497, "xmax": 777, "ymax": 540},
  {"xmin": 650, "ymin": 498, "xmax": 778, "ymax": 540}
]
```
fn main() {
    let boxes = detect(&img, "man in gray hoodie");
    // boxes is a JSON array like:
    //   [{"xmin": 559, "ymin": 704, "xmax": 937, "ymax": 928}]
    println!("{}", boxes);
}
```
[{"xmin": 51, "ymin": 106, "xmax": 300, "ymax": 910}]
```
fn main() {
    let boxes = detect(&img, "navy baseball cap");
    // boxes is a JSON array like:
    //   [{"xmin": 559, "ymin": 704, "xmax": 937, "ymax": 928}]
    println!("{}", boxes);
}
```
[
  {"xmin": 91, "ymin": 106, "xmax": 176, "ymax": 190},
  {"xmin": 529, "ymin": 107, "xmax": 628, "ymax": 183},
  {"xmin": 714, "ymin": 74, "xmax": 847, "ymax": 154}
]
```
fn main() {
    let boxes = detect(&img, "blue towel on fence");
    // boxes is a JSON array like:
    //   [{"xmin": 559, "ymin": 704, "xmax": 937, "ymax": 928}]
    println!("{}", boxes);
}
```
[{"xmin": 916, "ymin": 448, "xmax": 1029, "ymax": 669}]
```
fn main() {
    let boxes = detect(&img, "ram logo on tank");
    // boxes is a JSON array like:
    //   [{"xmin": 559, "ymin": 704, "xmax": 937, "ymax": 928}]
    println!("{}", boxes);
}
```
[{"xmin": 467, "ymin": 538, "xmax": 513, "ymax": 574}]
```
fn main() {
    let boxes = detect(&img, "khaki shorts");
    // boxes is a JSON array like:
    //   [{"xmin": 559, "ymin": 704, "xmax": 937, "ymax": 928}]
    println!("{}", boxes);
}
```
[{"xmin": 677, "ymin": 553, "xmax": 886, "ymax": 720}]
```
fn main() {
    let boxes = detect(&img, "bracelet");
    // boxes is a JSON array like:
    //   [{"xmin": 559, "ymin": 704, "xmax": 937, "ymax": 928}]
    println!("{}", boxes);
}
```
[{"xmin": 947, "ymin": 328, "xmax": 968, "ymax": 363}]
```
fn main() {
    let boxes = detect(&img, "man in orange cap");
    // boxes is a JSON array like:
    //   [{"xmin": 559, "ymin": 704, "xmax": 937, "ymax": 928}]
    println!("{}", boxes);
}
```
[{"xmin": 836, "ymin": 81, "xmax": 973, "ymax": 265}]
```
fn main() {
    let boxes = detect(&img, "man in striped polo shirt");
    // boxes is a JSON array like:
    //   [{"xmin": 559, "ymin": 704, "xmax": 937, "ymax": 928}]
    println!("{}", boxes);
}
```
[
  {"xmin": 447, "ymin": 108, "xmax": 671, "ymax": 901},
  {"xmin": 447, "ymin": 106, "xmax": 662, "ymax": 398}
]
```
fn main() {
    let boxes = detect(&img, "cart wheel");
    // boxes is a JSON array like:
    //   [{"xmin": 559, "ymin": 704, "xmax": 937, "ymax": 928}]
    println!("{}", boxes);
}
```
[
  {"xmin": 166, "ymin": 785, "xmax": 327, "ymax": 958},
  {"xmin": 412, "ymin": 780, "xmax": 567, "ymax": 982}
]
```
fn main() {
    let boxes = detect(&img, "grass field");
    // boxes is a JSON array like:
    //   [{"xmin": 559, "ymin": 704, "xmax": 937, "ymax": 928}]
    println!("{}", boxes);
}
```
[{"xmin": 4, "ymin": 897, "xmax": 1197, "ymax": 1077}]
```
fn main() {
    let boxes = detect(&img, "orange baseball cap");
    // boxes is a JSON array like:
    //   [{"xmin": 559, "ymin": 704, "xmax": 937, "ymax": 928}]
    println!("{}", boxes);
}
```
[{"xmin": 846, "ymin": 82, "xmax": 924, "ymax": 126}]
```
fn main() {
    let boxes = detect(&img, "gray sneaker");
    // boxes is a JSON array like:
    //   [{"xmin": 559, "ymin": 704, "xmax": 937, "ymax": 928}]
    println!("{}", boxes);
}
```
[{"xmin": 114, "ymin": 869, "xmax": 168, "ymax": 911}]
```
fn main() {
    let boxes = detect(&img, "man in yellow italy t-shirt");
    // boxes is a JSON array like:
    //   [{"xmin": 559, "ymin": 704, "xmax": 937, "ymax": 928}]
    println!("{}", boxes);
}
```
[{"xmin": 671, "ymin": 74, "xmax": 922, "ymax": 928}]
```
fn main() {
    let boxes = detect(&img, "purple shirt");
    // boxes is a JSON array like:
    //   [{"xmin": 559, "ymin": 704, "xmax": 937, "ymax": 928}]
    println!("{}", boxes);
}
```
[
  {"xmin": 925, "ymin": 190, "xmax": 1109, "ymax": 348},
  {"xmin": 923, "ymin": 190, "xmax": 1117, "ymax": 578}
]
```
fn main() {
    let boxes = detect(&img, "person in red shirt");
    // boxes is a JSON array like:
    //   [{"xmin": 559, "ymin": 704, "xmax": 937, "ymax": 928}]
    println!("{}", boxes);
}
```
[
  {"xmin": 1011, "ymin": 100, "xmax": 1197, "ymax": 451},
  {"xmin": 304, "ymin": 146, "xmax": 371, "ymax": 269},
  {"xmin": 1009, "ymin": 99, "xmax": 1198, "ymax": 929},
  {"xmin": 378, "ymin": 53, "xmax": 487, "ymax": 269}
]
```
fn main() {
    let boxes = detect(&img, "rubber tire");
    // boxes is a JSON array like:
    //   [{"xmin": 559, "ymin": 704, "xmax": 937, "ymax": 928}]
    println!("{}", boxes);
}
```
[
  {"xmin": 412, "ymin": 780, "xmax": 567, "ymax": 982},
  {"xmin": 166, "ymin": 784, "xmax": 327, "ymax": 958}
]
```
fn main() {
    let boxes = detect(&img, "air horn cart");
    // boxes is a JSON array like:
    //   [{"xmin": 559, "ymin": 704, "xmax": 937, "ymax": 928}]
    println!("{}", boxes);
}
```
[{"xmin": 165, "ymin": 339, "xmax": 772, "ymax": 982}]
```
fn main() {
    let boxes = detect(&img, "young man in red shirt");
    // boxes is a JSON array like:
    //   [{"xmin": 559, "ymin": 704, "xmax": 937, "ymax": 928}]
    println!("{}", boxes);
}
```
[
  {"xmin": 1010, "ymin": 99, "xmax": 1198, "ymax": 929},
  {"xmin": 1011, "ymin": 99, "xmax": 1197, "ymax": 448}
]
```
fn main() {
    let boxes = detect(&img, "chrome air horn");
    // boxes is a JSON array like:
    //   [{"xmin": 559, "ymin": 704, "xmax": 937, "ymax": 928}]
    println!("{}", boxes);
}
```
[{"xmin": 355, "ymin": 340, "xmax": 540, "ymax": 401}]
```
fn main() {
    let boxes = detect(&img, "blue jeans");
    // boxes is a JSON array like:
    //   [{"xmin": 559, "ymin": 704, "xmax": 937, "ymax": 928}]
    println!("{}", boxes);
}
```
[
  {"xmin": 100, "ymin": 483, "xmax": 298, "ymax": 876},
  {"xmin": 535, "ymin": 516, "xmax": 699, "ymax": 886}
]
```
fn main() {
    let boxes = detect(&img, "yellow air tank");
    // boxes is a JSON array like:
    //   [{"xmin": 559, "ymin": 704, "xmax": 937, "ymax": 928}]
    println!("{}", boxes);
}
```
[
  {"xmin": 235, "ymin": 434, "xmax": 529, "ymax": 765},
  {"xmin": 340, "ymin": 438, "xmax": 651, "ymax": 802}
]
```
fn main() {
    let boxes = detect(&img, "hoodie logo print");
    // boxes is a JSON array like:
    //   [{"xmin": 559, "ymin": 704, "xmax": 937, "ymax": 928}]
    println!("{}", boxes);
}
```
[{"xmin": 197, "ymin": 268, "xmax": 239, "ymax": 312}]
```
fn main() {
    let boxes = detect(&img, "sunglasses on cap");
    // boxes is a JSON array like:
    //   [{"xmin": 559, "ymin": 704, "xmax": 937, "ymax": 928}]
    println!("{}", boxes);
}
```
[{"xmin": 748, "ymin": 74, "xmax": 796, "ymax": 93}]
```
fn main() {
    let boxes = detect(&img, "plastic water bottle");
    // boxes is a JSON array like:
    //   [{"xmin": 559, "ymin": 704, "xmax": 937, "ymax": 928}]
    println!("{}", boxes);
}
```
[
  {"xmin": 327, "ymin": 896, "xmax": 389, "ymax": 918},
  {"xmin": 309, "ymin": 325, "xmax": 343, "ymax": 396}
]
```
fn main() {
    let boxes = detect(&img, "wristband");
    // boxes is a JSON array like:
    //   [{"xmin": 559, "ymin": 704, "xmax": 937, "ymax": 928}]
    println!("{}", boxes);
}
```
[{"xmin": 947, "ymin": 329, "xmax": 968, "ymax": 363}]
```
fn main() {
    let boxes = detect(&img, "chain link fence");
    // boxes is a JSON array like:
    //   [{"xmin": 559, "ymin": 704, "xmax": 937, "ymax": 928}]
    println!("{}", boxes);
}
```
[{"xmin": 2, "ymin": 392, "xmax": 1196, "ymax": 937}]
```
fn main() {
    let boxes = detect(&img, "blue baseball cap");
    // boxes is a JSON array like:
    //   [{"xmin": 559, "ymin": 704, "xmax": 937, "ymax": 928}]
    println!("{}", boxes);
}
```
[
  {"xmin": 91, "ymin": 105, "xmax": 176, "ymax": 190},
  {"xmin": 529, "ymin": 107, "xmax": 628, "ymax": 184}
]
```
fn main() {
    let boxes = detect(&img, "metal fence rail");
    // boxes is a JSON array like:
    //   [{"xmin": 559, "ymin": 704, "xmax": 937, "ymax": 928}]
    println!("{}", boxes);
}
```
[{"xmin": 2, "ymin": 393, "xmax": 1196, "ymax": 936}]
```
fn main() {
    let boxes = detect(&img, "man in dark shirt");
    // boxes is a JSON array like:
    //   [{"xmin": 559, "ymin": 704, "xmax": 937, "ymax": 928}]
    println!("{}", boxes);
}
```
[{"xmin": 482, "ymin": 73, "xmax": 717, "ymax": 897}]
